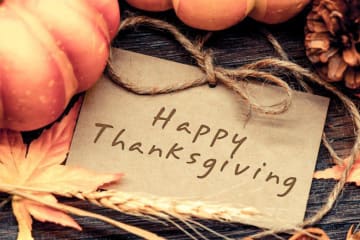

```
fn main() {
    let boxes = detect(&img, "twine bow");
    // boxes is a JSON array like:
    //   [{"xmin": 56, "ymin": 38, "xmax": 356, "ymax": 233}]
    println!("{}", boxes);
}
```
[
  {"xmin": 107, "ymin": 16, "xmax": 293, "ymax": 115},
  {"xmin": 107, "ymin": 15, "xmax": 360, "ymax": 238}
]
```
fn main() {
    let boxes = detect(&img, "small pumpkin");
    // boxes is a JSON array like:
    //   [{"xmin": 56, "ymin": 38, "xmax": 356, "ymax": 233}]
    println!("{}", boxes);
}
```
[
  {"xmin": 126, "ymin": 0, "xmax": 172, "ymax": 12},
  {"xmin": 173, "ymin": 0, "xmax": 311, "ymax": 30},
  {"xmin": 172, "ymin": 0, "xmax": 254, "ymax": 31},
  {"xmin": 126, "ymin": 0, "xmax": 310, "ymax": 30},
  {"xmin": 0, "ymin": 0, "xmax": 120, "ymax": 130}
]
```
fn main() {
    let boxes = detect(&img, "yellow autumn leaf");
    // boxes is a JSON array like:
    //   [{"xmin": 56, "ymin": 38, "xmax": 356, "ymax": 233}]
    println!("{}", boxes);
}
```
[
  {"xmin": 314, "ymin": 156, "xmax": 360, "ymax": 186},
  {"xmin": 288, "ymin": 227, "xmax": 330, "ymax": 240},
  {"xmin": 347, "ymin": 225, "xmax": 360, "ymax": 240},
  {"xmin": 0, "ymin": 100, "xmax": 122, "ymax": 240}
]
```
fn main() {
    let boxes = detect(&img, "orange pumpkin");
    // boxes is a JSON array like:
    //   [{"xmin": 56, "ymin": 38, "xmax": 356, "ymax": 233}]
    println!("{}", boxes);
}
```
[
  {"xmin": 126, "ymin": 0, "xmax": 172, "ymax": 11},
  {"xmin": 0, "ymin": 0, "xmax": 120, "ymax": 130},
  {"xmin": 172, "ymin": 0, "xmax": 254, "ymax": 31},
  {"xmin": 127, "ymin": 0, "xmax": 310, "ymax": 30}
]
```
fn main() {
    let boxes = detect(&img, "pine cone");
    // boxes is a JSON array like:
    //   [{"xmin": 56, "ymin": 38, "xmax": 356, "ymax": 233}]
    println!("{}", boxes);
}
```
[{"xmin": 305, "ymin": 0, "xmax": 360, "ymax": 89}]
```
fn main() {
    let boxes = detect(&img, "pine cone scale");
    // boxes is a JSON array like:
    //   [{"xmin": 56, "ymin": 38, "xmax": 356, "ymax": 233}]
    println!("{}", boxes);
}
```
[
  {"xmin": 320, "ymin": 47, "xmax": 338, "ymax": 63},
  {"xmin": 307, "ymin": 21, "xmax": 328, "ymax": 33},
  {"xmin": 305, "ymin": 0, "xmax": 360, "ymax": 89},
  {"xmin": 345, "ymin": 68, "xmax": 360, "ymax": 89},
  {"xmin": 328, "ymin": 54, "xmax": 347, "ymax": 82},
  {"xmin": 343, "ymin": 46, "xmax": 359, "ymax": 66},
  {"xmin": 305, "ymin": 33, "xmax": 331, "ymax": 50}
]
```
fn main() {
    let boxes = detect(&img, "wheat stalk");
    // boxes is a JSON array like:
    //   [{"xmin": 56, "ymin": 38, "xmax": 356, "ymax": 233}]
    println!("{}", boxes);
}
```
[
  {"xmin": 1, "ymin": 184, "xmax": 298, "ymax": 239},
  {"xmin": 0, "ymin": 185, "xmax": 165, "ymax": 240},
  {"xmin": 69, "ymin": 190, "xmax": 264, "ymax": 224},
  {"xmin": 0, "ymin": 184, "xmax": 264, "ymax": 225},
  {"xmin": 0, "ymin": 184, "xmax": 278, "ymax": 239},
  {"xmin": 0, "ymin": 184, "xmax": 268, "ymax": 225}
]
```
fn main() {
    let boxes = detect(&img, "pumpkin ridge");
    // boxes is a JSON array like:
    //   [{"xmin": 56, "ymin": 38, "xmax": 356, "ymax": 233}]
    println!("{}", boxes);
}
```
[
  {"xmin": 0, "ymin": 71, "xmax": 4, "ymax": 128},
  {"xmin": 0, "ymin": 0, "xmax": 119, "ymax": 130},
  {"xmin": 20, "ymin": 0, "xmax": 109, "ymax": 93},
  {"xmin": 86, "ymin": 0, "xmax": 121, "ymax": 39},
  {"xmin": 3, "ymin": 2, "xmax": 78, "ymax": 130},
  {"xmin": 6, "ymin": 2, "xmax": 78, "ymax": 104},
  {"xmin": 58, "ymin": 0, "xmax": 111, "ymax": 92},
  {"xmin": 65, "ymin": 0, "xmax": 110, "ymax": 43}
]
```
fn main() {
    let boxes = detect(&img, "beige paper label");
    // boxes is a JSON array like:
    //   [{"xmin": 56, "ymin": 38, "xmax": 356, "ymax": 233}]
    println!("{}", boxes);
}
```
[{"xmin": 67, "ymin": 49, "xmax": 329, "ymax": 228}]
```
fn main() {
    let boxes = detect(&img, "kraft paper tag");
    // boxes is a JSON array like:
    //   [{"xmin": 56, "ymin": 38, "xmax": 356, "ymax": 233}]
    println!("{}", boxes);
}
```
[{"xmin": 67, "ymin": 49, "xmax": 329, "ymax": 229}]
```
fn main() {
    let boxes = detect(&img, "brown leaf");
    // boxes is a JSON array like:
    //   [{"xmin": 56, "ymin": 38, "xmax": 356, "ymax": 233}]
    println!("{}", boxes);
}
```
[
  {"xmin": 12, "ymin": 196, "xmax": 33, "ymax": 240},
  {"xmin": 20, "ymin": 194, "xmax": 81, "ymax": 230},
  {"xmin": 347, "ymin": 225, "xmax": 360, "ymax": 240},
  {"xmin": 0, "ymin": 99, "xmax": 122, "ymax": 239},
  {"xmin": 289, "ymin": 227, "xmax": 330, "ymax": 240},
  {"xmin": 314, "ymin": 155, "xmax": 360, "ymax": 185}
]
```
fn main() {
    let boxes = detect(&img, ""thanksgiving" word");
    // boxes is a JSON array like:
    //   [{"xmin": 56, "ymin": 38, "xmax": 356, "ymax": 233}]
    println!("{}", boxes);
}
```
[{"xmin": 93, "ymin": 107, "xmax": 297, "ymax": 197}]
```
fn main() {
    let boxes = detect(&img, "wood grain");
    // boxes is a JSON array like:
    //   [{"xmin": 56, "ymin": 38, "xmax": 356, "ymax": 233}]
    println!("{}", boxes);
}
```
[{"xmin": 2, "ymin": 1, "xmax": 360, "ymax": 239}]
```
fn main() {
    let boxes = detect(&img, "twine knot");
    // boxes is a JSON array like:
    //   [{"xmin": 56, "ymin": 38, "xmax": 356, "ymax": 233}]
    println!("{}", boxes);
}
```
[
  {"xmin": 108, "ymin": 16, "xmax": 295, "ymax": 116},
  {"xmin": 202, "ymin": 51, "xmax": 217, "ymax": 88}
]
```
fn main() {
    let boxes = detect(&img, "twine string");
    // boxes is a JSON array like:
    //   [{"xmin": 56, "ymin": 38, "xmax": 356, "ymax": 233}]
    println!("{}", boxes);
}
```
[
  {"xmin": 107, "ymin": 15, "xmax": 360, "ymax": 238},
  {"xmin": 108, "ymin": 16, "xmax": 293, "ymax": 115},
  {"xmin": 247, "ymin": 58, "xmax": 360, "ymax": 238},
  {"xmin": 260, "ymin": 27, "xmax": 344, "ymax": 164}
]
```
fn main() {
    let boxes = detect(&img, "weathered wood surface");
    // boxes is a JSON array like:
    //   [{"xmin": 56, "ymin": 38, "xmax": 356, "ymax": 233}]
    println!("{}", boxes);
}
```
[{"xmin": 1, "ymin": 1, "xmax": 359, "ymax": 239}]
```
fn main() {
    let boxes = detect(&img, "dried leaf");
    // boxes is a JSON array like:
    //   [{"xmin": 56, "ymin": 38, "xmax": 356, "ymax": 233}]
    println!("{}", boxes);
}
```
[
  {"xmin": 21, "ymin": 194, "xmax": 81, "ymax": 230},
  {"xmin": 0, "ymin": 100, "xmax": 122, "ymax": 239},
  {"xmin": 314, "ymin": 155, "xmax": 360, "ymax": 185},
  {"xmin": 12, "ymin": 196, "xmax": 33, "ymax": 240},
  {"xmin": 289, "ymin": 227, "xmax": 330, "ymax": 240},
  {"xmin": 347, "ymin": 225, "xmax": 360, "ymax": 240},
  {"xmin": 27, "ymin": 165, "xmax": 122, "ymax": 194}
]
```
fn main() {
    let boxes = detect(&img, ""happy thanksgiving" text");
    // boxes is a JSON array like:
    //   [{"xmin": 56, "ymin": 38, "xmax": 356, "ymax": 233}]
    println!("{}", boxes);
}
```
[{"xmin": 93, "ymin": 107, "xmax": 297, "ymax": 197}]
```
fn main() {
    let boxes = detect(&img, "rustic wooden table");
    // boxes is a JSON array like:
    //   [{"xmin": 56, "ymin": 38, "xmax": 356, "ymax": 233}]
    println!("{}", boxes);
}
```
[{"xmin": 1, "ymin": 1, "xmax": 359, "ymax": 239}]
